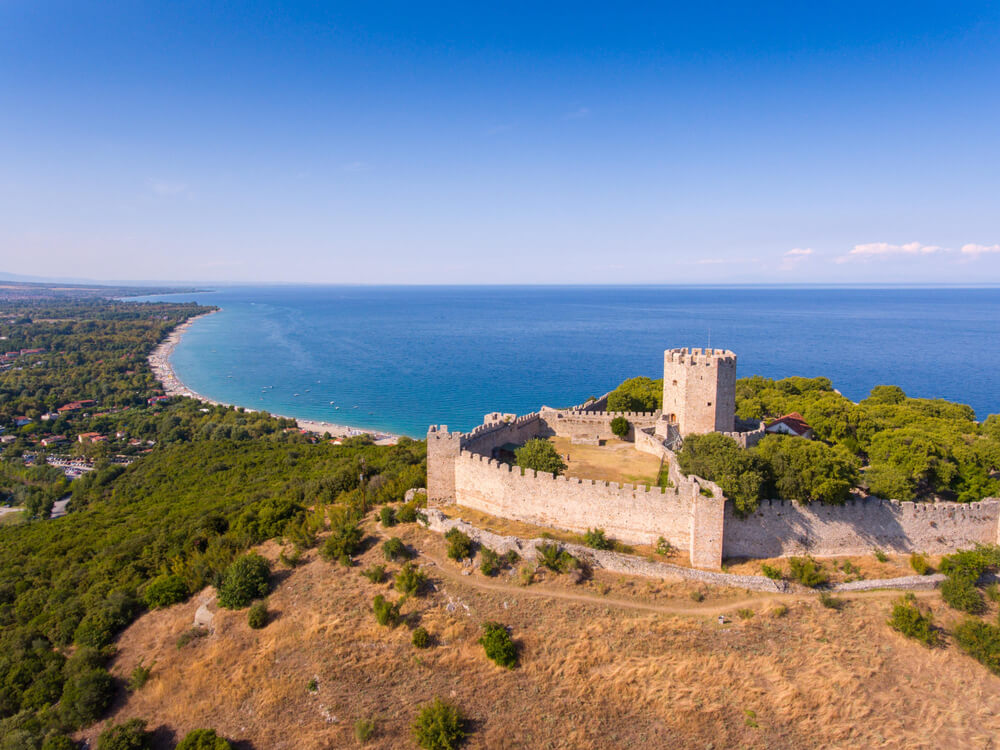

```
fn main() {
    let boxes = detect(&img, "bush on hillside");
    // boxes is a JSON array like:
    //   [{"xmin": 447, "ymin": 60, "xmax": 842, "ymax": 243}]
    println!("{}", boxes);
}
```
[
  {"xmin": 887, "ymin": 594, "xmax": 939, "ymax": 647},
  {"xmin": 677, "ymin": 433, "xmax": 767, "ymax": 515},
  {"xmin": 909, "ymin": 552, "xmax": 931, "ymax": 575},
  {"xmin": 320, "ymin": 511, "xmax": 364, "ymax": 565},
  {"xmin": 583, "ymin": 528, "xmax": 612, "ymax": 550},
  {"xmin": 175, "ymin": 728, "xmax": 233, "ymax": 750},
  {"xmin": 217, "ymin": 553, "xmax": 271, "ymax": 609},
  {"xmin": 610, "ymin": 416, "xmax": 630, "ymax": 438},
  {"xmin": 247, "ymin": 600, "xmax": 268, "ymax": 629},
  {"xmin": 478, "ymin": 621, "xmax": 518, "ymax": 669},
  {"xmin": 536, "ymin": 542, "xmax": 578, "ymax": 574},
  {"xmin": 760, "ymin": 564, "xmax": 782, "ymax": 580},
  {"xmin": 362, "ymin": 564, "xmax": 386, "ymax": 583},
  {"xmin": 412, "ymin": 698, "xmax": 466, "ymax": 750},
  {"xmin": 379, "ymin": 506, "xmax": 396, "ymax": 527},
  {"xmin": 96, "ymin": 718, "xmax": 150, "ymax": 750},
  {"xmin": 372, "ymin": 595, "xmax": 401, "ymax": 627},
  {"xmin": 40, "ymin": 735, "xmax": 76, "ymax": 750},
  {"xmin": 445, "ymin": 528, "xmax": 473, "ymax": 560},
  {"xmin": 954, "ymin": 618, "xmax": 1000, "ymax": 674},
  {"xmin": 514, "ymin": 439, "xmax": 567, "ymax": 476},
  {"xmin": 232, "ymin": 496, "xmax": 305, "ymax": 545},
  {"xmin": 58, "ymin": 668, "xmax": 115, "ymax": 728},
  {"xmin": 143, "ymin": 574, "xmax": 189, "ymax": 609},
  {"xmin": 788, "ymin": 556, "xmax": 827, "ymax": 588},
  {"xmin": 73, "ymin": 590, "xmax": 141, "ymax": 648},
  {"xmin": 394, "ymin": 562, "xmax": 428, "ymax": 597},
  {"xmin": 412, "ymin": 626, "xmax": 431, "ymax": 648},
  {"xmin": 383, "ymin": 536, "xmax": 412, "ymax": 562},
  {"xmin": 940, "ymin": 576, "xmax": 985, "ymax": 614}
]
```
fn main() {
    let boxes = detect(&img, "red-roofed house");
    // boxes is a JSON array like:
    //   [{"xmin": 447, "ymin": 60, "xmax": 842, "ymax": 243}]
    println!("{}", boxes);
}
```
[
  {"xmin": 765, "ymin": 412, "xmax": 813, "ymax": 439},
  {"xmin": 41, "ymin": 435, "xmax": 66, "ymax": 447},
  {"xmin": 77, "ymin": 432, "xmax": 105, "ymax": 444}
]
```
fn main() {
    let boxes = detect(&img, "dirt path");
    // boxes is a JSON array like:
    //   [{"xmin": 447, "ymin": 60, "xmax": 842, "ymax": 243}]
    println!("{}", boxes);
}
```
[{"xmin": 418, "ymin": 548, "xmax": 931, "ymax": 618}]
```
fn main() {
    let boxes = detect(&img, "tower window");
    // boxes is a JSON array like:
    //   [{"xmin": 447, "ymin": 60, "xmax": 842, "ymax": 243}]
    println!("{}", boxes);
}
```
[
  {"xmin": 707, "ymin": 402, "xmax": 712, "ymax": 406},
  {"xmin": 672, "ymin": 380, "xmax": 677, "ymax": 386}
]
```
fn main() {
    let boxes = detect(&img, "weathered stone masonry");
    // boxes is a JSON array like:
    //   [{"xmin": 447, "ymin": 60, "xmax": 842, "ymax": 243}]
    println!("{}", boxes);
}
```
[{"xmin": 427, "ymin": 346, "xmax": 1000, "ymax": 569}]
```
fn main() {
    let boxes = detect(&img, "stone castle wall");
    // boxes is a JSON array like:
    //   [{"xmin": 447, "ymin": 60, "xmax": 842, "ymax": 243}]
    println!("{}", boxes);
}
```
[
  {"xmin": 723, "ymin": 497, "xmax": 1000, "ymax": 558},
  {"xmin": 453, "ymin": 450, "xmax": 702, "ymax": 551},
  {"xmin": 538, "ymin": 406, "xmax": 660, "ymax": 441}
]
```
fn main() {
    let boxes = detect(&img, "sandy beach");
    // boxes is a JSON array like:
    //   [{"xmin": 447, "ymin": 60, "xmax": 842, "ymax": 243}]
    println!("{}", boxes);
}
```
[{"xmin": 148, "ymin": 311, "xmax": 400, "ymax": 444}]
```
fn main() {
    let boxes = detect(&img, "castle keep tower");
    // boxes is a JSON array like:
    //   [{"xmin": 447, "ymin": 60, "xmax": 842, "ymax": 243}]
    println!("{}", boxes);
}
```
[{"xmin": 662, "ymin": 348, "xmax": 737, "ymax": 436}]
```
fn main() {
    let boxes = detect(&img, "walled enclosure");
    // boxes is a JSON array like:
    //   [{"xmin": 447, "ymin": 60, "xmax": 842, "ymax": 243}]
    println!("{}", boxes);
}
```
[{"xmin": 427, "ymin": 348, "xmax": 1000, "ymax": 570}]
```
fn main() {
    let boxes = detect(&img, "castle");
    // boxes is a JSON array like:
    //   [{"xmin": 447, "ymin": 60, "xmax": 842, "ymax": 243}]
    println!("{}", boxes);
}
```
[{"xmin": 427, "ymin": 348, "xmax": 1000, "ymax": 569}]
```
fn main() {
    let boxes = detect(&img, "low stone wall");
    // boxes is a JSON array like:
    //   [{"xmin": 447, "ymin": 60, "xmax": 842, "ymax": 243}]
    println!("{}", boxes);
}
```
[
  {"xmin": 422, "ymin": 509, "xmax": 786, "ymax": 593},
  {"xmin": 538, "ymin": 407, "xmax": 660, "ymax": 442},
  {"xmin": 723, "ymin": 497, "xmax": 1000, "ymax": 558}
]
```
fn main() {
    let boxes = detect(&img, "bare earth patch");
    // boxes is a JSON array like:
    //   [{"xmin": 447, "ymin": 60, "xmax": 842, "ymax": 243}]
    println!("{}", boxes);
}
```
[
  {"xmin": 548, "ymin": 436, "xmax": 662, "ymax": 486},
  {"xmin": 83, "ymin": 520, "xmax": 1000, "ymax": 749}
]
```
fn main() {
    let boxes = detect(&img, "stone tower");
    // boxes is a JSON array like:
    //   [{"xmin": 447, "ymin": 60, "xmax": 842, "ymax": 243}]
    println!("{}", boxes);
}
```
[
  {"xmin": 662, "ymin": 348, "xmax": 737, "ymax": 436},
  {"xmin": 426, "ymin": 425, "xmax": 461, "ymax": 501}
]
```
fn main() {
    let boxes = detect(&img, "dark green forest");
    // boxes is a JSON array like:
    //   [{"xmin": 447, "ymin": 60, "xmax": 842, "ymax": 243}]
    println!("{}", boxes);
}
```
[{"xmin": 0, "ymin": 298, "xmax": 426, "ymax": 749}]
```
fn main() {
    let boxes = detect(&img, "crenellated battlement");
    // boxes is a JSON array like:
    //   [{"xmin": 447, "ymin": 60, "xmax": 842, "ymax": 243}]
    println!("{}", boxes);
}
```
[{"xmin": 665, "ymin": 347, "xmax": 737, "ymax": 366}]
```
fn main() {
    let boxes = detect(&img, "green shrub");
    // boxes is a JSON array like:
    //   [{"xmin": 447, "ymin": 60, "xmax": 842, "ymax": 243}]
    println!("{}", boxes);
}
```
[
  {"xmin": 940, "ymin": 576, "xmax": 985, "ymax": 614},
  {"xmin": 379, "ymin": 506, "xmax": 397, "ymax": 527},
  {"xmin": 478, "ymin": 621, "xmax": 518, "ymax": 669},
  {"xmin": 397, "ymin": 502, "xmax": 419, "ymax": 523},
  {"xmin": 96, "ymin": 718, "xmax": 150, "ymax": 750},
  {"xmin": 128, "ymin": 661, "xmax": 153, "ymax": 691},
  {"xmin": 320, "ymin": 515, "xmax": 363, "ymax": 565},
  {"xmin": 247, "ymin": 601, "xmax": 268, "ymax": 629},
  {"xmin": 770, "ymin": 604, "xmax": 788, "ymax": 617},
  {"xmin": 394, "ymin": 562, "xmax": 428, "ymax": 597},
  {"xmin": 788, "ymin": 556, "xmax": 828, "ymax": 588},
  {"xmin": 607, "ymin": 376, "xmax": 662, "ymax": 412},
  {"xmin": 874, "ymin": 549, "xmax": 889, "ymax": 563},
  {"xmin": 372, "ymin": 594, "xmax": 401, "ymax": 627},
  {"xmin": 176, "ymin": 626, "xmax": 208, "ymax": 649},
  {"xmin": 909, "ymin": 553, "xmax": 931, "ymax": 575},
  {"xmin": 479, "ymin": 547, "xmax": 500, "ymax": 576},
  {"xmin": 986, "ymin": 582, "xmax": 1000, "ymax": 603},
  {"xmin": 887, "ymin": 594, "xmax": 939, "ymax": 647},
  {"xmin": 362, "ymin": 564, "xmax": 386, "ymax": 583},
  {"xmin": 40, "ymin": 735, "xmax": 76, "ymax": 750},
  {"xmin": 445, "ymin": 528, "xmax": 473, "ymax": 561},
  {"xmin": 73, "ymin": 590, "xmax": 140, "ymax": 648},
  {"xmin": 383, "ymin": 537, "xmax": 411, "ymax": 562},
  {"xmin": 354, "ymin": 718, "xmax": 376, "ymax": 745},
  {"xmin": 536, "ymin": 542, "xmax": 577, "ymax": 573},
  {"xmin": 736, "ymin": 608, "xmax": 754, "ymax": 620},
  {"xmin": 412, "ymin": 626, "xmax": 431, "ymax": 648},
  {"xmin": 690, "ymin": 589, "xmax": 705, "ymax": 602},
  {"xmin": 142, "ymin": 574, "xmax": 189, "ymax": 609},
  {"xmin": 217, "ymin": 553, "xmax": 271, "ymax": 609},
  {"xmin": 412, "ymin": 698, "xmax": 466, "ymax": 750},
  {"xmin": 610, "ymin": 416, "xmax": 630, "ymax": 439},
  {"xmin": 819, "ymin": 592, "xmax": 844, "ymax": 610},
  {"xmin": 307, "ymin": 678, "xmax": 318, "ymax": 692},
  {"xmin": 175, "ymin": 728, "xmax": 233, "ymax": 750},
  {"xmin": 58, "ymin": 667, "xmax": 115, "ymax": 728},
  {"xmin": 655, "ymin": 537, "xmax": 675, "ymax": 556},
  {"xmin": 514, "ymin": 439, "xmax": 567, "ymax": 476},
  {"xmin": 954, "ymin": 618, "xmax": 1000, "ymax": 674},
  {"xmin": 760, "ymin": 564, "xmax": 782, "ymax": 580},
  {"xmin": 517, "ymin": 564, "xmax": 535, "ymax": 586},
  {"xmin": 583, "ymin": 528, "xmax": 612, "ymax": 550}
]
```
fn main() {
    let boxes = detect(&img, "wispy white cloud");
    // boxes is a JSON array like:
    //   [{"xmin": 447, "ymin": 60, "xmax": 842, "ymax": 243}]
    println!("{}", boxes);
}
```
[
  {"xmin": 696, "ymin": 258, "xmax": 725, "ymax": 265},
  {"xmin": 836, "ymin": 241, "xmax": 942, "ymax": 263},
  {"xmin": 563, "ymin": 106, "xmax": 590, "ymax": 120},
  {"xmin": 960, "ymin": 243, "xmax": 1000, "ymax": 258},
  {"xmin": 148, "ymin": 179, "xmax": 187, "ymax": 196},
  {"xmin": 341, "ymin": 161, "xmax": 371, "ymax": 173},
  {"xmin": 780, "ymin": 247, "xmax": 813, "ymax": 270}
]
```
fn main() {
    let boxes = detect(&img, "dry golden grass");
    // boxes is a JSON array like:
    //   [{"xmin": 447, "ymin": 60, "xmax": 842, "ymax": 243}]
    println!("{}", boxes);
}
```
[
  {"xmin": 83, "ymin": 521, "xmax": 1000, "ymax": 750},
  {"xmin": 725, "ymin": 552, "xmax": 942, "ymax": 583},
  {"xmin": 549, "ymin": 436, "xmax": 662, "ymax": 486}
]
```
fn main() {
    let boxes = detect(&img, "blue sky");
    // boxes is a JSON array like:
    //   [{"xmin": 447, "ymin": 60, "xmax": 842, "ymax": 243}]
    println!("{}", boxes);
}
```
[{"xmin": 2, "ymin": 1, "xmax": 999, "ymax": 284}]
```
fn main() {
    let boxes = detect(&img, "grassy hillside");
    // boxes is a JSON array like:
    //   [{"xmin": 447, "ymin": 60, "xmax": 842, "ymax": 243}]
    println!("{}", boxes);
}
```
[{"xmin": 81, "ymin": 515, "xmax": 1000, "ymax": 749}]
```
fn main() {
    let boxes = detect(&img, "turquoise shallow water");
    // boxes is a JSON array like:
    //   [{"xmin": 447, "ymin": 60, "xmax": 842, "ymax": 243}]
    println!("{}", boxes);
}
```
[{"xmin": 133, "ymin": 286, "xmax": 1000, "ymax": 437}]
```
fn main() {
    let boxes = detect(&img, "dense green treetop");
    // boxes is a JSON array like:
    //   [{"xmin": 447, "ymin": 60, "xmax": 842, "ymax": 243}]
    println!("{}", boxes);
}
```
[
  {"xmin": 606, "ymin": 376, "xmax": 662, "ymax": 412},
  {"xmin": 515, "ymin": 438, "xmax": 567, "ymax": 476}
]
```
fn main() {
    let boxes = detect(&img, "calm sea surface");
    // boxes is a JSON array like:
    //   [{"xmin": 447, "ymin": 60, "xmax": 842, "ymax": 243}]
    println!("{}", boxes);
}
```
[{"xmin": 132, "ymin": 286, "xmax": 1000, "ymax": 437}]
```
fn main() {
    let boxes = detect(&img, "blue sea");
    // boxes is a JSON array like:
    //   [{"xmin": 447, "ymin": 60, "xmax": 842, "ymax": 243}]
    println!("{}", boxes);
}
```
[{"xmin": 132, "ymin": 286, "xmax": 1000, "ymax": 437}]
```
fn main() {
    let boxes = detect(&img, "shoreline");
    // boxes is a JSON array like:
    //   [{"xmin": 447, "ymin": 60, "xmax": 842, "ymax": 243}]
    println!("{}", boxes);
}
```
[{"xmin": 147, "ymin": 310, "xmax": 402, "ymax": 444}]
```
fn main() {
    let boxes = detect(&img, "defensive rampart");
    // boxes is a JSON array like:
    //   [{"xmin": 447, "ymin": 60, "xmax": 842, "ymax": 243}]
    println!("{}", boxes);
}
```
[{"xmin": 723, "ymin": 497, "xmax": 1000, "ymax": 558}]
